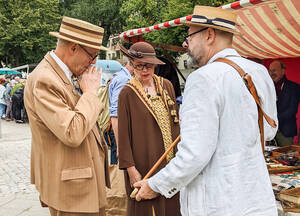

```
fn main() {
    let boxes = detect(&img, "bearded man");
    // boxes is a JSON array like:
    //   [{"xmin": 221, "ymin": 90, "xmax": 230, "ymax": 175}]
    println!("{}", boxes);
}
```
[{"xmin": 134, "ymin": 6, "xmax": 278, "ymax": 216}]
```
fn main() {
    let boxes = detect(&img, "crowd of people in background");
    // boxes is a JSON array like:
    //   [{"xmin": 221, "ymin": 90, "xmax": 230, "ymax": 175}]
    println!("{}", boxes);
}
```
[{"xmin": 0, "ymin": 74, "xmax": 27, "ymax": 123}]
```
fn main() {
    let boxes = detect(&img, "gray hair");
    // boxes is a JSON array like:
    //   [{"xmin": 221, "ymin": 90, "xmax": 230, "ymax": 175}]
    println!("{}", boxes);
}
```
[{"xmin": 57, "ymin": 38, "xmax": 71, "ymax": 47}]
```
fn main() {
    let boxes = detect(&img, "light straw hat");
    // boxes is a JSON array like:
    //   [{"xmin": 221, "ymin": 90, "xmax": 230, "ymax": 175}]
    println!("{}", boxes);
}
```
[
  {"xmin": 184, "ymin": 6, "xmax": 239, "ymax": 35},
  {"xmin": 49, "ymin": 16, "xmax": 107, "ymax": 50}
]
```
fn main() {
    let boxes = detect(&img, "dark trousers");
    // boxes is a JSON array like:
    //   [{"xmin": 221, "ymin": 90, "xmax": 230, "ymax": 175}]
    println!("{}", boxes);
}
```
[
  {"xmin": 104, "ymin": 129, "xmax": 117, "ymax": 165},
  {"xmin": 12, "ymin": 97, "xmax": 23, "ymax": 121},
  {"xmin": 5, "ymin": 100, "xmax": 13, "ymax": 119},
  {"xmin": 275, "ymin": 130, "xmax": 294, "ymax": 146}
]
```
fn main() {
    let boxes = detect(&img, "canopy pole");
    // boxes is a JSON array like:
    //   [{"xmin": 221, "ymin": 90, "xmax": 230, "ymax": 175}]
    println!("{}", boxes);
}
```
[
  {"xmin": 162, "ymin": 49, "xmax": 186, "ymax": 82},
  {"xmin": 118, "ymin": 0, "xmax": 271, "ymax": 40}
]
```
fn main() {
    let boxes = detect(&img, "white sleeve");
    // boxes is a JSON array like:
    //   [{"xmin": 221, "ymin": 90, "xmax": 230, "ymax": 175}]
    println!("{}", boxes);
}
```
[{"xmin": 148, "ymin": 70, "xmax": 222, "ymax": 198}]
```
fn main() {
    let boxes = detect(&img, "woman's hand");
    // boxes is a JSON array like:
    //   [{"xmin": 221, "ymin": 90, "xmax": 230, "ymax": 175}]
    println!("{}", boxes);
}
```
[{"xmin": 127, "ymin": 166, "xmax": 142, "ymax": 188}]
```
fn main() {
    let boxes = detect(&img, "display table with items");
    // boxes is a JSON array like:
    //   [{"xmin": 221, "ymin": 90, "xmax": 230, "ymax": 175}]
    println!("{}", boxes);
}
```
[{"xmin": 266, "ymin": 145, "xmax": 300, "ymax": 215}]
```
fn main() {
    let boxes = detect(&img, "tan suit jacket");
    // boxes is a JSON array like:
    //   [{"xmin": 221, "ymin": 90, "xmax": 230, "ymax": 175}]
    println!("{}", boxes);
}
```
[{"xmin": 24, "ymin": 52, "xmax": 110, "ymax": 213}]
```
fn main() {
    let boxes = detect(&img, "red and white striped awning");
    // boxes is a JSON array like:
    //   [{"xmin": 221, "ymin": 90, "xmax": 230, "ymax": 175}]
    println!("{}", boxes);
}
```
[{"xmin": 119, "ymin": 0, "xmax": 300, "ymax": 59}]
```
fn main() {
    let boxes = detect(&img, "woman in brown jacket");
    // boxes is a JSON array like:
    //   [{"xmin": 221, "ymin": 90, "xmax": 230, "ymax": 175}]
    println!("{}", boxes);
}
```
[{"xmin": 118, "ymin": 42, "xmax": 181, "ymax": 216}]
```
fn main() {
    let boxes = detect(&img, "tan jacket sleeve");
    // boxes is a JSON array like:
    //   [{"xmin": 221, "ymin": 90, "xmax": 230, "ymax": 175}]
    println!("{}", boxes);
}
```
[{"xmin": 33, "ymin": 79, "xmax": 103, "ymax": 148}]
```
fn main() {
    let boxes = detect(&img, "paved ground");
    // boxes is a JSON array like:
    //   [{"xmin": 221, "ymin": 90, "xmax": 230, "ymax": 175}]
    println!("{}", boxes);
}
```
[
  {"xmin": 0, "ymin": 120, "xmax": 49, "ymax": 216},
  {"xmin": 0, "ymin": 119, "xmax": 298, "ymax": 216}
]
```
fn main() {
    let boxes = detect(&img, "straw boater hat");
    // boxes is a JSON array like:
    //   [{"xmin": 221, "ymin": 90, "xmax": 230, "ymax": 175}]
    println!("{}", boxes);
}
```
[
  {"xmin": 49, "ymin": 16, "xmax": 107, "ymax": 51},
  {"xmin": 184, "ymin": 6, "xmax": 239, "ymax": 35},
  {"xmin": 119, "ymin": 42, "xmax": 165, "ymax": 65}
]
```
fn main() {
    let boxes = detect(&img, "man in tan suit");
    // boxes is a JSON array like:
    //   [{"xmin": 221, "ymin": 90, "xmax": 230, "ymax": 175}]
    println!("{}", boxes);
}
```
[{"xmin": 24, "ymin": 16, "xmax": 110, "ymax": 216}]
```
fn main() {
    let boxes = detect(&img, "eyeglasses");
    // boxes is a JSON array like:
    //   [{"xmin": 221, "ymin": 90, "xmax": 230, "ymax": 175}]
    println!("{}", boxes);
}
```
[
  {"xmin": 183, "ymin": 27, "xmax": 208, "ymax": 45},
  {"xmin": 78, "ymin": 44, "xmax": 98, "ymax": 62},
  {"xmin": 133, "ymin": 63, "xmax": 154, "ymax": 70}
]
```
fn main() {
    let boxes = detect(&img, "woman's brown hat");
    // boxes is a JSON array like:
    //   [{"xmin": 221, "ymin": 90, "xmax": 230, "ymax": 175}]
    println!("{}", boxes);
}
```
[
  {"xmin": 119, "ymin": 42, "xmax": 165, "ymax": 65},
  {"xmin": 184, "ymin": 6, "xmax": 239, "ymax": 35},
  {"xmin": 49, "ymin": 16, "xmax": 107, "ymax": 51}
]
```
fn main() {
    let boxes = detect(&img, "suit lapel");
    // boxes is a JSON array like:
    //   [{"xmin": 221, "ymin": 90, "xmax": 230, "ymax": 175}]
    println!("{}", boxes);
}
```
[
  {"xmin": 44, "ymin": 52, "xmax": 76, "ymax": 93},
  {"xmin": 45, "ymin": 52, "xmax": 82, "ymax": 100}
]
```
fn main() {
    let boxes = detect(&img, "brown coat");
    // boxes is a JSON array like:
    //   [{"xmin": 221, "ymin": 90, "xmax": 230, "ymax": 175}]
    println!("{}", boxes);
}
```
[
  {"xmin": 118, "ymin": 76, "xmax": 181, "ymax": 216},
  {"xmin": 24, "ymin": 52, "xmax": 110, "ymax": 213}
]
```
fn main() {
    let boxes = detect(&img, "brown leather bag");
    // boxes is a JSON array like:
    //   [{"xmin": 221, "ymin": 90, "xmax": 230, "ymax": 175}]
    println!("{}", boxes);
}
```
[{"xmin": 214, "ymin": 58, "xmax": 277, "ymax": 152}]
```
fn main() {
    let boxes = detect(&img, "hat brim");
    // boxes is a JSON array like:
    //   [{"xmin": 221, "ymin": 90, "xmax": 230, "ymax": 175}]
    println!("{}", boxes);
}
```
[
  {"xmin": 183, "ymin": 22, "xmax": 241, "ymax": 35},
  {"xmin": 119, "ymin": 44, "xmax": 165, "ymax": 65},
  {"xmin": 49, "ymin": 32, "xmax": 108, "ymax": 51}
]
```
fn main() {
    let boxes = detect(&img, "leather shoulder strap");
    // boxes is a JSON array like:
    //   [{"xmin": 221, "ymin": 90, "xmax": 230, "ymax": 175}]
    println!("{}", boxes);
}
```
[{"xmin": 214, "ymin": 58, "xmax": 277, "ymax": 152}]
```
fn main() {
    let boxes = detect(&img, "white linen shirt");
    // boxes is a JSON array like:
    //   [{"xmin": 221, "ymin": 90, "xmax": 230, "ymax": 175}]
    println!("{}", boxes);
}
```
[{"xmin": 148, "ymin": 48, "xmax": 278, "ymax": 216}]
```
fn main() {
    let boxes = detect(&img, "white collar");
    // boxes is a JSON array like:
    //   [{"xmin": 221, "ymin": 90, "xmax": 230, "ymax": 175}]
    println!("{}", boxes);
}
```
[
  {"xmin": 50, "ymin": 50, "xmax": 73, "ymax": 84},
  {"xmin": 208, "ymin": 48, "xmax": 240, "ymax": 64},
  {"xmin": 121, "ymin": 66, "xmax": 132, "ymax": 77}
]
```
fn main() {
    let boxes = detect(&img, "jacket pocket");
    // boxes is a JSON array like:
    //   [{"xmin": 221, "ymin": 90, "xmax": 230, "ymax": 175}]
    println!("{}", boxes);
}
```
[
  {"xmin": 61, "ymin": 167, "xmax": 92, "ymax": 181},
  {"xmin": 188, "ymin": 173, "xmax": 206, "ymax": 216}
]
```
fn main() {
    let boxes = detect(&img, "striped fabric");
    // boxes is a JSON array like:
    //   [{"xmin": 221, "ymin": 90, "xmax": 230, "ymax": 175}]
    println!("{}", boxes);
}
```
[
  {"xmin": 119, "ymin": 0, "xmax": 300, "ymax": 59},
  {"xmin": 233, "ymin": 0, "xmax": 300, "ymax": 59},
  {"xmin": 59, "ymin": 21, "xmax": 103, "ymax": 47},
  {"xmin": 191, "ymin": 15, "xmax": 236, "ymax": 30}
]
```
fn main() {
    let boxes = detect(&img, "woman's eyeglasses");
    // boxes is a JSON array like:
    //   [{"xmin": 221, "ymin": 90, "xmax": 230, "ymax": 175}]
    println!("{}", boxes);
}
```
[{"xmin": 133, "ymin": 63, "xmax": 154, "ymax": 70}]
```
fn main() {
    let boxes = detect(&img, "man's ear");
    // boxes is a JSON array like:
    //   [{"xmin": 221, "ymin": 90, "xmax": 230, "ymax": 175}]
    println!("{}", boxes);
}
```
[
  {"xmin": 206, "ymin": 28, "xmax": 216, "ymax": 45},
  {"xmin": 68, "ymin": 43, "xmax": 77, "ymax": 56},
  {"xmin": 71, "ymin": 43, "xmax": 76, "ymax": 52}
]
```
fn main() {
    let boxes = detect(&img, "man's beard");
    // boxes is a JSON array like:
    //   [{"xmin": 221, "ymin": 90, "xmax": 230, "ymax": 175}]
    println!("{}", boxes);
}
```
[{"xmin": 187, "ymin": 50, "xmax": 200, "ymax": 68}]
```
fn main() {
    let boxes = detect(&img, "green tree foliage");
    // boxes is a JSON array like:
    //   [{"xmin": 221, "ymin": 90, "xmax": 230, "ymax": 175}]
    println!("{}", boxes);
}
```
[
  {"xmin": 0, "ymin": 0, "xmax": 237, "ymax": 66},
  {"xmin": 0, "ymin": 0, "xmax": 61, "ymax": 67},
  {"xmin": 61, "ymin": 0, "xmax": 125, "ymax": 46},
  {"xmin": 120, "ymin": 0, "xmax": 235, "ymax": 56},
  {"xmin": 120, "ymin": 0, "xmax": 167, "ymax": 30},
  {"xmin": 61, "ymin": 0, "xmax": 126, "ymax": 58}
]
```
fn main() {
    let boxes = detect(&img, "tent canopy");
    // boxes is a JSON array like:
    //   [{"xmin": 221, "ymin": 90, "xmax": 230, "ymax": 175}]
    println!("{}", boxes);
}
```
[
  {"xmin": 95, "ymin": 60, "xmax": 122, "ymax": 85},
  {"xmin": 0, "ymin": 67, "xmax": 22, "ymax": 75},
  {"xmin": 95, "ymin": 60, "xmax": 122, "ymax": 72},
  {"xmin": 233, "ymin": 0, "xmax": 300, "ymax": 59},
  {"xmin": 119, "ymin": 0, "xmax": 300, "ymax": 60}
]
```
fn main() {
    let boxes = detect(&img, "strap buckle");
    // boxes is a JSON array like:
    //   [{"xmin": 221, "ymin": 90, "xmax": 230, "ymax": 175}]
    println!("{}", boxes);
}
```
[{"xmin": 242, "ymin": 73, "xmax": 249, "ymax": 85}]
